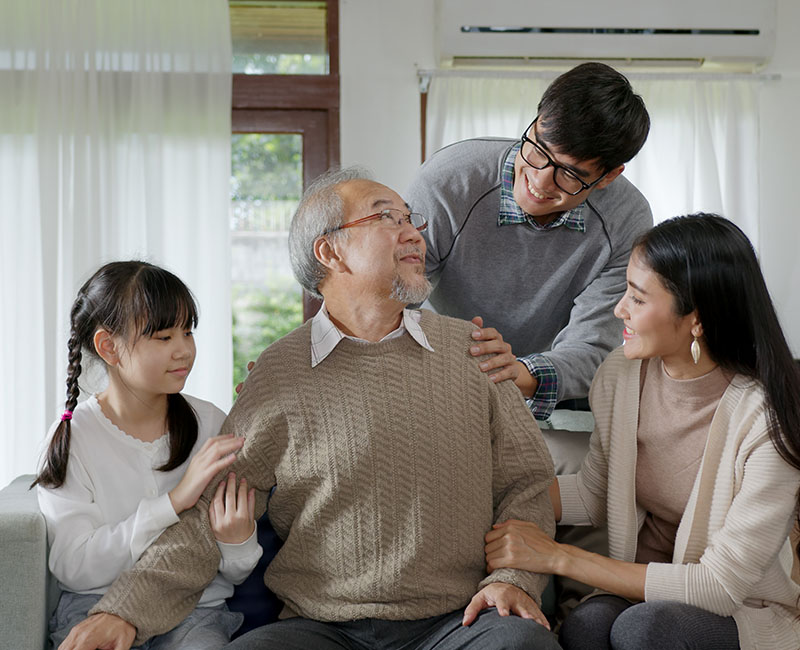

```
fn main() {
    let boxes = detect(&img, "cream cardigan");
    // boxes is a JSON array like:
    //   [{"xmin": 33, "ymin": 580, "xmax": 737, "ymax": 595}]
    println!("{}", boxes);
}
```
[{"xmin": 559, "ymin": 347, "xmax": 800, "ymax": 650}]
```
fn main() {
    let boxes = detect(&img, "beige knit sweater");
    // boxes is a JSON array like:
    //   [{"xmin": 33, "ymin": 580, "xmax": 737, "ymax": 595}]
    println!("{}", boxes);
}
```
[
  {"xmin": 559, "ymin": 347, "xmax": 800, "ymax": 650},
  {"xmin": 92, "ymin": 310, "xmax": 555, "ymax": 644}
]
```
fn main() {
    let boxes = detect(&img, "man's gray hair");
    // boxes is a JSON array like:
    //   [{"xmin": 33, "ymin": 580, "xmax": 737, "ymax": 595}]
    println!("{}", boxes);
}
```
[{"xmin": 288, "ymin": 166, "xmax": 373, "ymax": 298}]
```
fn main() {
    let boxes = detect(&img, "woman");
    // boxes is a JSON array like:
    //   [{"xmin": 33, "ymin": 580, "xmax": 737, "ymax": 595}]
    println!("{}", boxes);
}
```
[{"xmin": 486, "ymin": 214, "xmax": 800, "ymax": 649}]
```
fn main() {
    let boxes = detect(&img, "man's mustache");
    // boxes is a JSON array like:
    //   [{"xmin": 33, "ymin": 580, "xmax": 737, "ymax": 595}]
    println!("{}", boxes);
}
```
[{"xmin": 395, "ymin": 245, "xmax": 425, "ymax": 262}]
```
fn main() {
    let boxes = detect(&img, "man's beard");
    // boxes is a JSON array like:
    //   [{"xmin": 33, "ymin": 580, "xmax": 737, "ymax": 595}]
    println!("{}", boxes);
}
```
[
  {"xmin": 390, "ymin": 272, "xmax": 432, "ymax": 304},
  {"xmin": 388, "ymin": 245, "xmax": 432, "ymax": 304}
]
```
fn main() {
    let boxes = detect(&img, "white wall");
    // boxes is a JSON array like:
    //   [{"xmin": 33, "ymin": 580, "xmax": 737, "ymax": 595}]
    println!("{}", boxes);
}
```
[
  {"xmin": 339, "ymin": 0, "xmax": 435, "ymax": 192},
  {"xmin": 759, "ymin": 0, "xmax": 800, "ymax": 353},
  {"xmin": 340, "ymin": 0, "xmax": 800, "ymax": 351}
]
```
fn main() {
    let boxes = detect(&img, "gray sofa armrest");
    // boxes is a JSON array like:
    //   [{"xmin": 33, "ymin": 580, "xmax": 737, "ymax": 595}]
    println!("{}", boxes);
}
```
[{"xmin": 0, "ymin": 474, "xmax": 61, "ymax": 650}]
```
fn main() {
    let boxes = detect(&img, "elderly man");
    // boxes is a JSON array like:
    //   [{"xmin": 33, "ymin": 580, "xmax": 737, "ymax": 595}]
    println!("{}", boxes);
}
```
[{"xmin": 61, "ymin": 168, "xmax": 557, "ymax": 650}]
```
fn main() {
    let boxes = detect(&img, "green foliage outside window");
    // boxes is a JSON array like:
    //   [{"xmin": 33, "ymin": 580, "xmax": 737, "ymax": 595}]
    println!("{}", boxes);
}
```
[
  {"xmin": 232, "ymin": 283, "xmax": 303, "ymax": 399},
  {"xmin": 233, "ymin": 53, "xmax": 326, "ymax": 75},
  {"xmin": 231, "ymin": 132, "xmax": 304, "ymax": 396},
  {"xmin": 231, "ymin": 133, "xmax": 301, "ymax": 204}
]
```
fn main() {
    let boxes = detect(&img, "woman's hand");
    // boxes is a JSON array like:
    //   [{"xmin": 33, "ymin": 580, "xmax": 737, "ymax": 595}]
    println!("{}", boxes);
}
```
[
  {"xmin": 169, "ymin": 435, "xmax": 244, "ymax": 514},
  {"xmin": 209, "ymin": 472, "xmax": 256, "ymax": 544},
  {"xmin": 485, "ymin": 519, "xmax": 563, "ymax": 574},
  {"xmin": 487, "ymin": 519, "xmax": 649, "ymax": 601}
]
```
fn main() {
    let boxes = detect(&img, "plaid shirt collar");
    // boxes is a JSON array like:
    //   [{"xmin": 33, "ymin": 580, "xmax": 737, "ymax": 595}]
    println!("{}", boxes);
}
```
[
  {"xmin": 498, "ymin": 142, "xmax": 586, "ymax": 232},
  {"xmin": 310, "ymin": 302, "xmax": 434, "ymax": 367}
]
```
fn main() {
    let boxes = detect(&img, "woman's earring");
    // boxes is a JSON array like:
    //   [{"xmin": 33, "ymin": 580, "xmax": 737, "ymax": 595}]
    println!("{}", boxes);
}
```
[{"xmin": 691, "ymin": 336, "xmax": 701, "ymax": 365}]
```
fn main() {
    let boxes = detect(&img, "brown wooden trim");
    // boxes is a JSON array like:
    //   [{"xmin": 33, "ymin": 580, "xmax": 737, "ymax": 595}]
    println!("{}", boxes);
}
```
[
  {"xmin": 232, "ymin": 109, "xmax": 325, "ymax": 134},
  {"xmin": 420, "ymin": 87, "xmax": 428, "ymax": 163},
  {"xmin": 327, "ymin": 107, "xmax": 341, "ymax": 169},
  {"xmin": 233, "ymin": 74, "xmax": 339, "ymax": 110},
  {"xmin": 327, "ymin": 0, "xmax": 339, "ymax": 77}
]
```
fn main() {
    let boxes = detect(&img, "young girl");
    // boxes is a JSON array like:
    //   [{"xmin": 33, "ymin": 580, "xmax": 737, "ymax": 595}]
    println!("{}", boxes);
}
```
[{"xmin": 34, "ymin": 260, "xmax": 262, "ymax": 649}]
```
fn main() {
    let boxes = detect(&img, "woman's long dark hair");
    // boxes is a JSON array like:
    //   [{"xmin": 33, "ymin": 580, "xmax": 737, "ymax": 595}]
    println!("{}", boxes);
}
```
[
  {"xmin": 33, "ymin": 261, "xmax": 200, "ymax": 489},
  {"xmin": 635, "ymin": 214, "xmax": 800, "ymax": 547}
]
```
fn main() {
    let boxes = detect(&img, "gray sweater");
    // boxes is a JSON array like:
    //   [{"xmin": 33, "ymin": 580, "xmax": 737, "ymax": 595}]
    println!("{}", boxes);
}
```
[
  {"xmin": 92, "ymin": 311, "xmax": 556, "ymax": 644},
  {"xmin": 405, "ymin": 138, "xmax": 652, "ymax": 407}
]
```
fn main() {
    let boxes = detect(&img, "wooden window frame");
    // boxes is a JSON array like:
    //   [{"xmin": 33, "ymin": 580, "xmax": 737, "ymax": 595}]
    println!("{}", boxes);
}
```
[{"xmin": 231, "ymin": 0, "xmax": 339, "ymax": 320}]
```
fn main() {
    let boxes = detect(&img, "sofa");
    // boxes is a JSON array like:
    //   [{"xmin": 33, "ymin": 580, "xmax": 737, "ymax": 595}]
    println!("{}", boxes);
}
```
[{"xmin": 0, "ymin": 475, "xmax": 61, "ymax": 650}]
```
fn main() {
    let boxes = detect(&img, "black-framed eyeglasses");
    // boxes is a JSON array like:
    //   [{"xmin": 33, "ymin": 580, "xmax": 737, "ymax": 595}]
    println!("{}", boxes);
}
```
[
  {"xmin": 324, "ymin": 208, "xmax": 428, "ymax": 235},
  {"xmin": 519, "ymin": 117, "xmax": 606, "ymax": 196}
]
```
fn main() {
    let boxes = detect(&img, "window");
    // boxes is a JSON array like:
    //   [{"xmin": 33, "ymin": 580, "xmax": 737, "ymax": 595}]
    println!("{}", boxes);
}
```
[
  {"xmin": 231, "ymin": 0, "xmax": 328, "ymax": 74},
  {"xmin": 229, "ymin": 0, "xmax": 339, "ymax": 394}
]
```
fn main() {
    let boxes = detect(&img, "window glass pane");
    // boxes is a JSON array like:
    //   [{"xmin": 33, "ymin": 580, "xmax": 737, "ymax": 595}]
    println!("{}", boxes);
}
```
[
  {"xmin": 230, "ymin": 1, "xmax": 328, "ymax": 75},
  {"xmin": 231, "ymin": 133, "xmax": 304, "ymax": 396}
]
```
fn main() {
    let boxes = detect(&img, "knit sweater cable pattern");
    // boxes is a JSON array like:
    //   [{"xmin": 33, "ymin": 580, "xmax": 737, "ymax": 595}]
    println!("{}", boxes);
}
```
[{"xmin": 92, "ymin": 310, "xmax": 555, "ymax": 644}]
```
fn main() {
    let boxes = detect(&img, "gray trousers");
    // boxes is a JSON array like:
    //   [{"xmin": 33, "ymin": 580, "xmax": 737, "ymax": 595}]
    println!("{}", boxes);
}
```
[
  {"xmin": 50, "ymin": 592, "xmax": 242, "ymax": 650},
  {"xmin": 224, "ymin": 607, "xmax": 561, "ymax": 650},
  {"xmin": 559, "ymin": 595, "xmax": 739, "ymax": 650}
]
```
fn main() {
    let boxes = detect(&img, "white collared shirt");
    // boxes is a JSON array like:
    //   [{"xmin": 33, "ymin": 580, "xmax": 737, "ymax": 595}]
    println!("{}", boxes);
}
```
[{"xmin": 310, "ymin": 302, "xmax": 434, "ymax": 367}]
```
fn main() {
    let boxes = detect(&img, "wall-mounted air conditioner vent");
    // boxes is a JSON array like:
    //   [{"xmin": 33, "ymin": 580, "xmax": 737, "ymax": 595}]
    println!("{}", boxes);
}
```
[{"xmin": 436, "ymin": 0, "xmax": 777, "ymax": 67}]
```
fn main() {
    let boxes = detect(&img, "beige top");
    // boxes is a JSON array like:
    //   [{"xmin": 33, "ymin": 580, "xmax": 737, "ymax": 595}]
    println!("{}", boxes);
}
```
[
  {"xmin": 92, "ymin": 310, "xmax": 555, "ymax": 644},
  {"xmin": 635, "ymin": 358, "xmax": 730, "ymax": 563},
  {"xmin": 559, "ymin": 347, "xmax": 800, "ymax": 650}
]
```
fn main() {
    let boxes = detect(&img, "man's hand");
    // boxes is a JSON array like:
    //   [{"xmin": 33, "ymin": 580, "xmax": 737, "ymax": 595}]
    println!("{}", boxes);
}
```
[
  {"xmin": 462, "ymin": 582, "xmax": 550, "ymax": 630},
  {"xmin": 234, "ymin": 360, "xmax": 256, "ymax": 395},
  {"xmin": 469, "ymin": 316, "xmax": 539, "ymax": 398},
  {"xmin": 58, "ymin": 613, "xmax": 136, "ymax": 650}
]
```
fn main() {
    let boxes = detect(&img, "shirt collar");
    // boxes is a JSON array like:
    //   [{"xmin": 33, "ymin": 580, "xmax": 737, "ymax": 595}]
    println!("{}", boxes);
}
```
[
  {"xmin": 310, "ymin": 302, "xmax": 434, "ymax": 367},
  {"xmin": 498, "ymin": 142, "xmax": 586, "ymax": 232}
]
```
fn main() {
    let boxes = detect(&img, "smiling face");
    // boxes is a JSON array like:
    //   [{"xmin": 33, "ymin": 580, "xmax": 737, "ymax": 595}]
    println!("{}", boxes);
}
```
[
  {"xmin": 513, "ymin": 119, "xmax": 621, "ymax": 223},
  {"xmin": 114, "ymin": 326, "xmax": 196, "ymax": 399},
  {"xmin": 334, "ymin": 179, "xmax": 431, "ymax": 304},
  {"xmin": 614, "ymin": 252, "xmax": 699, "ymax": 370}
]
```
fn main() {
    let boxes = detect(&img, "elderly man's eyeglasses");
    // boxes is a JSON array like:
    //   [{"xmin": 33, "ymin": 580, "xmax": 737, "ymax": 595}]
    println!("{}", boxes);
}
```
[
  {"xmin": 519, "ymin": 117, "xmax": 606, "ymax": 196},
  {"xmin": 325, "ymin": 209, "xmax": 427, "ymax": 235}
]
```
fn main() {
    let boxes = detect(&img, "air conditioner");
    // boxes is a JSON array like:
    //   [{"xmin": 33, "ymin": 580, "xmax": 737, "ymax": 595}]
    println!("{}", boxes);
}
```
[{"xmin": 435, "ymin": 0, "xmax": 777, "ymax": 68}]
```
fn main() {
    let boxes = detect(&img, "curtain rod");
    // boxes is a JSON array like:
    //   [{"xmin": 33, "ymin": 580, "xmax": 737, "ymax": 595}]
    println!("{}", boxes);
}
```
[{"xmin": 417, "ymin": 68, "xmax": 781, "ymax": 83}]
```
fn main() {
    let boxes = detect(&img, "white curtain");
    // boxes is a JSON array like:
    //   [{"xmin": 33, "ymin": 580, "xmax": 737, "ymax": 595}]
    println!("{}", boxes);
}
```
[
  {"xmin": 424, "ymin": 71, "xmax": 761, "ymax": 245},
  {"xmin": 0, "ymin": 0, "xmax": 232, "ymax": 488}
]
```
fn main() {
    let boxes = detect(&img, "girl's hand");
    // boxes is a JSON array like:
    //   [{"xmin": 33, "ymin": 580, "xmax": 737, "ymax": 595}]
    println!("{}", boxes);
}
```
[
  {"xmin": 209, "ymin": 472, "xmax": 256, "ymax": 544},
  {"xmin": 484, "ymin": 519, "xmax": 563, "ymax": 575},
  {"xmin": 169, "ymin": 434, "xmax": 244, "ymax": 514}
]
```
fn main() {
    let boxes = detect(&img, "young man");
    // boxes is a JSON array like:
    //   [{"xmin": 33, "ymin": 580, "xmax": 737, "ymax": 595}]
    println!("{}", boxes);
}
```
[
  {"xmin": 60, "ymin": 168, "xmax": 558, "ymax": 650},
  {"xmin": 406, "ymin": 62, "xmax": 652, "ymax": 422}
]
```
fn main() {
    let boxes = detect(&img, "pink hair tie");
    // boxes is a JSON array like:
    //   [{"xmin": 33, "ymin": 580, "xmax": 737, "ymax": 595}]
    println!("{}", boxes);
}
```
[{"xmin": 61, "ymin": 410, "xmax": 73, "ymax": 421}]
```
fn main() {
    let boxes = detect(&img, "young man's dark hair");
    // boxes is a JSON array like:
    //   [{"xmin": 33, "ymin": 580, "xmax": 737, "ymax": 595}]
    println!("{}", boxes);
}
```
[{"xmin": 537, "ymin": 62, "xmax": 650, "ymax": 173}]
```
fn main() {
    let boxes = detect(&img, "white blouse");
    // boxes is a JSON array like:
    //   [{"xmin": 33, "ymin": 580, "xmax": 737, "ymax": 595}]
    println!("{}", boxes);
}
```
[{"xmin": 37, "ymin": 393, "xmax": 262, "ymax": 606}]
